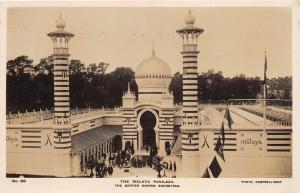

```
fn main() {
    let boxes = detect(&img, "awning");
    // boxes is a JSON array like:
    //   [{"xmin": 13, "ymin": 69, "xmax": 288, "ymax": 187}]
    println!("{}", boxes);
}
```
[{"xmin": 71, "ymin": 125, "xmax": 122, "ymax": 153}]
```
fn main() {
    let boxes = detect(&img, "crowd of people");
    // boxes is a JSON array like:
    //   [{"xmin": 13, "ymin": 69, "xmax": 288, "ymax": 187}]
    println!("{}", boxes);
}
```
[
  {"xmin": 80, "ymin": 145, "xmax": 177, "ymax": 178},
  {"xmin": 80, "ymin": 153, "xmax": 113, "ymax": 177}
]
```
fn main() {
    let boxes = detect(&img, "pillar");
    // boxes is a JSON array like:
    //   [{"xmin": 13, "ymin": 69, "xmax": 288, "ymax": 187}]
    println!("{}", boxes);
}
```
[
  {"xmin": 176, "ymin": 10, "xmax": 204, "ymax": 177},
  {"xmin": 48, "ymin": 14, "xmax": 74, "ymax": 177}
]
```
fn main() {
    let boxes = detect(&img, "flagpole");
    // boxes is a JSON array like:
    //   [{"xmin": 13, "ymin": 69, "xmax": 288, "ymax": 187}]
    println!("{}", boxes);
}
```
[
  {"xmin": 261, "ymin": 77, "xmax": 266, "ymax": 177},
  {"xmin": 262, "ymin": 51, "xmax": 267, "ymax": 177}
]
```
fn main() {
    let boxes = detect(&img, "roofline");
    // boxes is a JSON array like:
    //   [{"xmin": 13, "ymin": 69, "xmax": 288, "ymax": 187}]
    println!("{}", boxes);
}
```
[
  {"xmin": 47, "ymin": 31, "xmax": 74, "ymax": 37},
  {"xmin": 176, "ymin": 26, "xmax": 204, "ymax": 34}
]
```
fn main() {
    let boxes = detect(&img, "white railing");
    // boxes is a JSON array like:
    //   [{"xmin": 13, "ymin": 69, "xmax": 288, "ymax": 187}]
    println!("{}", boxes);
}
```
[
  {"xmin": 6, "ymin": 110, "xmax": 54, "ymax": 125},
  {"xmin": 6, "ymin": 107, "xmax": 123, "ymax": 125},
  {"xmin": 54, "ymin": 47, "xmax": 68, "ymax": 55},
  {"xmin": 183, "ymin": 44, "xmax": 197, "ymax": 52}
]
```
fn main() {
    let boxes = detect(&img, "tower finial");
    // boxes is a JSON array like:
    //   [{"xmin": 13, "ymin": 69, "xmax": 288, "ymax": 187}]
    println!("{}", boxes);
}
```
[
  {"xmin": 185, "ymin": 9, "xmax": 195, "ymax": 26},
  {"xmin": 55, "ymin": 12, "xmax": 66, "ymax": 29},
  {"xmin": 152, "ymin": 40, "xmax": 155, "ymax": 57}
]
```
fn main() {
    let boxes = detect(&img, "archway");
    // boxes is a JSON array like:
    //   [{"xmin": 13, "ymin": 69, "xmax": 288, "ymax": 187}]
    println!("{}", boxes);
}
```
[{"xmin": 140, "ymin": 111, "xmax": 157, "ymax": 147}]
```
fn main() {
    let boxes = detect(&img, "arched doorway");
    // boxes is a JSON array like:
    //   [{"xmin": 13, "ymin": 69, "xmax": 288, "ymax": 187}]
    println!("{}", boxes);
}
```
[{"xmin": 140, "ymin": 111, "xmax": 157, "ymax": 147}]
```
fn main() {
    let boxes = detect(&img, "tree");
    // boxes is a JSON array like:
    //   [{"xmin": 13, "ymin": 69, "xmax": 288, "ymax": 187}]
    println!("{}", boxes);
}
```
[
  {"xmin": 169, "ymin": 72, "xmax": 182, "ymax": 104},
  {"xmin": 34, "ymin": 56, "xmax": 54, "ymax": 75},
  {"xmin": 6, "ymin": 56, "xmax": 35, "ymax": 112},
  {"xmin": 69, "ymin": 60, "xmax": 88, "ymax": 108},
  {"xmin": 7, "ymin": 55, "xmax": 34, "ymax": 76},
  {"xmin": 32, "ymin": 56, "xmax": 54, "ymax": 110},
  {"xmin": 97, "ymin": 62, "xmax": 109, "ymax": 75},
  {"xmin": 87, "ymin": 62, "xmax": 109, "ymax": 75},
  {"xmin": 6, "ymin": 55, "xmax": 270, "ymax": 112},
  {"xmin": 103, "ymin": 67, "xmax": 136, "ymax": 107}
]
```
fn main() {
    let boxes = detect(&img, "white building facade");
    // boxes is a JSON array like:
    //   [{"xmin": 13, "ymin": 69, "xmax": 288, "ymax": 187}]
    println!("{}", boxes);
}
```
[{"xmin": 122, "ymin": 50, "xmax": 175, "ymax": 154}]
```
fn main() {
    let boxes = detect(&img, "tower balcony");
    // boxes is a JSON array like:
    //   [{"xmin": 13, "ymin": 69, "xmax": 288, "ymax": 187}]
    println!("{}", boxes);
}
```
[
  {"xmin": 54, "ymin": 47, "xmax": 69, "ymax": 55},
  {"xmin": 183, "ymin": 44, "xmax": 197, "ymax": 52}
]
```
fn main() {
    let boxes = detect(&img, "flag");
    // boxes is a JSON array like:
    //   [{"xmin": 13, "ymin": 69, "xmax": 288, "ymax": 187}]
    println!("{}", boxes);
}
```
[
  {"xmin": 220, "ymin": 121, "xmax": 225, "ymax": 145},
  {"xmin": 202, "ymin": 167, "xmax": 211, "ymax": 178},
  {"xmin": 209, "ymin": 156, "xmax": 222, "ymax": 178},
  {"xmin": 264, "ymin": 51, "xmax": 267, "ymax": 84},
  {"xmin": 224, "ymin": 107, "xmax": 234, "ymax": 129},
  {"xmin": 131, "ymin": 138, "xmax": 134, "ymax": 150},
  {"xmin": 264, "ymin": 51, "xmax": 268, "ymax": 99},
  {"xmin": 214, "ymin": 136, "xmax": 225, "ymax": 162}
]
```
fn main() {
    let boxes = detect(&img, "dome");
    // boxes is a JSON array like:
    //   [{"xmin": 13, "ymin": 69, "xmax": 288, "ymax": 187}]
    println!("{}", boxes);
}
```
[
  {"xmin": 55, "ymin": 14, "xmax": 66, "ymax": 29},
  {"xmin": 184, "ymin": 10, "xmax": 195, "ymax": 26},
  {"xmin": 135, "ymin": 55, "xmax": 172, "ymax": 94},
  {"xmin": 135, "ymin": 56, "xmax": 171, "ymax": 78}
]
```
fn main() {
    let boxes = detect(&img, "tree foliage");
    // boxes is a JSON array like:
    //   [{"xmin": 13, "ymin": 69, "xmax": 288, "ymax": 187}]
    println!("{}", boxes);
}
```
[
  {"xmin": 6, "ymin": 56, "xmax": 138, "ymax": 113},
  {"xmin": 169, "ymin": 71, "xmax": 268, "ymax": 104},
  {"xmin": 6, "ymin": 55, "xmax": 291, "ymax": 113}
]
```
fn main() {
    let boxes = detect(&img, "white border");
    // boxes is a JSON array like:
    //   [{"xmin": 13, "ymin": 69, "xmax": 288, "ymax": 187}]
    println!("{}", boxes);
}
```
[{"xmin": 0, "ymin": 1, "xmax": 299, "ymax": 193}]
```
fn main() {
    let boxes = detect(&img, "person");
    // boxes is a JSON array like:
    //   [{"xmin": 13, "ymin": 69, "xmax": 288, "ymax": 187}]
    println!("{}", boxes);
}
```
[
  {"xmin": 95, "ymin": 163, "xmax": 100, "ymax": 177},
  {"xmin": 84, "ymin": 164, "xmax": 88, "ymax": 176},
  {"xmin": 173, "ymin": 161, "xmax": 176, "ymax": 172},
  {"xmin": 103, "ymin": 165, "xmax": 107, "ymax": 176},
  {"xmin": 162, "ymin": 168, "xmax": 167, "ymax": 177},
  {"xmin": 80, "ymin": 158, "xmax": 84, "ymax": 173},
  {"xmin": 107, "ymin": 166, "xmax": 112, "ymax": 175},
  {"xmin": 169, "ymin": 161, "xmax": 172, "ymax": 171}
]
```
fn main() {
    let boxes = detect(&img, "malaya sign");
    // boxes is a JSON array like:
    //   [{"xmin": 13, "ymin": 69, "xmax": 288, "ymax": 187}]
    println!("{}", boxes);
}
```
[{"xmin": 241, "ymin": 138, "xmax": 262, "ymax": 146}]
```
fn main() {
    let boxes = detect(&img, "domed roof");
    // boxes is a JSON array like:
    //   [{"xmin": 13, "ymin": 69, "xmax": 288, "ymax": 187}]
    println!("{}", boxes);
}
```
[
  {"xmin": 55, "ymin": 13, "xmax": 66, "ymax": 30},
  {"xmin": 135, "ymin": 55, "xmax": 171, "ymax": 78},
  {"xmin": 184, "ymin": 10, "xmax": 195, "ymax": 26}
]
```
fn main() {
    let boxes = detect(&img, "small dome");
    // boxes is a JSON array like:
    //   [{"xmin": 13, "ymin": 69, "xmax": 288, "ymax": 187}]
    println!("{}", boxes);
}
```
[
  {"xmin": 55, "ymin": 14, "xmax": 66, "ymax": 29},
  {"xmin": 136, "ymin": 56, "xmax": 171, "ymax": 78},
  {"xmin": 184, "ymin": 10, "xmax": 195, "ymax": 26}
]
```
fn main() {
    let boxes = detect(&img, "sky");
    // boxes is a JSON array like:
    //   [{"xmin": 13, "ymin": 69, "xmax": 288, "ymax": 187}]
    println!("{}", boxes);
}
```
[{"xmin": 7, "ymin": 7, "xmax": 292, "ymax": 78}]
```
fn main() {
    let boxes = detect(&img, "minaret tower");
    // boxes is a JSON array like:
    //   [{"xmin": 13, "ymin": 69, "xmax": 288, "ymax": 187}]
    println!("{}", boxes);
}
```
[
  {"xmin": 47, "ymin": 14, "xmax": 74, "ymax": 176},
  {"xmin": 176, "ymin": 10, "xmax": 204, "ymax": 177}
]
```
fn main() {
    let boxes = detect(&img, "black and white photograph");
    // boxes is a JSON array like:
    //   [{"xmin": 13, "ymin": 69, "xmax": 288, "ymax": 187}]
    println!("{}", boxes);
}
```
[{"xmin": 1, "ymin": 1, "xmax": 300, "ymax": 193}]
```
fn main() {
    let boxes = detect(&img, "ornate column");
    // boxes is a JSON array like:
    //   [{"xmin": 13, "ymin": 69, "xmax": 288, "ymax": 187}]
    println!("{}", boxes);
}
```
[
  {"xmin": 176, "ymin": 10, "xmax": 204, "ymax": 177},
  {"xmin": 47, "ymin": 14, "xmax": 74, "ymax": 177}
]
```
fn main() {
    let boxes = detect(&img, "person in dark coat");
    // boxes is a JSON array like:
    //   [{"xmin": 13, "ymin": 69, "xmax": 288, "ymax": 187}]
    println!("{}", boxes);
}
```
[
  {"xmin": 173, "ymin": 161, "xmax": 176, "ymax": 172},
  {"xmin": 103, "ymin": 165, "xmax": 107, "ymax": 176},
  {"xmin": 95, "ymin": 163, "xmax": 101, "ymax": 177},
  {"xmin": 169, "ymin": 161, "xmax": 172, "ymax": 171}
]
